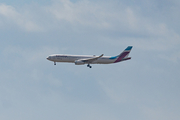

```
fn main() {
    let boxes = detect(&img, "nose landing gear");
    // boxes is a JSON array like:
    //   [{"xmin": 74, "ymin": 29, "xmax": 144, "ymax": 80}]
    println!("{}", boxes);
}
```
[
  {"xmin": 87, "ymin": 64, "xmax": 92, "ymax": 68},
  {"xmin": 54, "ymin": 62, "xmax": 56, "ymax": 65}
]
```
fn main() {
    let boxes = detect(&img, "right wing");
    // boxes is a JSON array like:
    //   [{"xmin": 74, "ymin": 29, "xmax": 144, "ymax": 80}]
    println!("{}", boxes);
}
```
[{"xmin": 80, "ymin": 54, "xmax": 104, "ymax": 63}]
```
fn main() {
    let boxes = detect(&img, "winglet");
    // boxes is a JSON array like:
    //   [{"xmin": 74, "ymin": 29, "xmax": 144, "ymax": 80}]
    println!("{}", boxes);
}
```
[
  {"xmin": 99, "ymin": 54, "xmax": 104, "ymax": 58},
  {"xmin": 81, "ymin": 54, "xmax": 104, "ymax": 63}
]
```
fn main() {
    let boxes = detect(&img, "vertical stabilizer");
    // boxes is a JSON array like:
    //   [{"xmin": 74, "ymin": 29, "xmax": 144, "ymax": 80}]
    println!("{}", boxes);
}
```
[{"xmin": 114, "ymin": 46, "xmax": 133, "ymax": 63}]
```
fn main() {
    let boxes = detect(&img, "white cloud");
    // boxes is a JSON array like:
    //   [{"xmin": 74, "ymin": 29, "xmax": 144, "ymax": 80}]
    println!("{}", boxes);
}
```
[
  {"xmin": 0, "ymin": 4, "xmax": 42, "ymax": 32},
  {"xmin": 0, "ymin": 0, "xmax": 179, "ymax": 42},
  {"xmin": 44, "ymin": 0, "xmax": 180, "ymax": 51},
  {"xmin": 47, "ymin": 0, "xmax": 112, "ymax": 29}
]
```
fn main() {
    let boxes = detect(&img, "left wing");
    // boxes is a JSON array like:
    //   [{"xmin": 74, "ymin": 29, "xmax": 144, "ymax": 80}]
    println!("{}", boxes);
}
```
[{"xmin": 81, "ymin": 54, "xmax": 104, "ymax": 63}]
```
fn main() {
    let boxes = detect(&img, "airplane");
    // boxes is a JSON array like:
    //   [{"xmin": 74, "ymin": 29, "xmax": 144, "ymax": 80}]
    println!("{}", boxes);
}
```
[{"xmin": 46, "ymin": 46, "xmax": 133, "ymax": 68}]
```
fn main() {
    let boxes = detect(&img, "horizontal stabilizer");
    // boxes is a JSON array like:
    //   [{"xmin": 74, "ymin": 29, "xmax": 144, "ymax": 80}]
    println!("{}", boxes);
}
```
[{"xmin": 121, "ymin": 57, "xmax": 131, "ymax": 61}]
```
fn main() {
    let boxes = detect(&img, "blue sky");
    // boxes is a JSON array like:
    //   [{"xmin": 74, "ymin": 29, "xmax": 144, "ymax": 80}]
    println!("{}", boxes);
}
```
[{"xmin": 0, "ymin": 0, "xmax": 180, "ymax": 120}]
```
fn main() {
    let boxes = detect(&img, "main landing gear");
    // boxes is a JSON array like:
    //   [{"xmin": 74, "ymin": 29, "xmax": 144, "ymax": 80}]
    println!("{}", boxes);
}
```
[
  {"xmin": 54, "ymin": 62, "xmax": 56, "ymax": 65},
  {"xmin": 87, "ymin": 64, "xmax": 92, "ymax": 68}
]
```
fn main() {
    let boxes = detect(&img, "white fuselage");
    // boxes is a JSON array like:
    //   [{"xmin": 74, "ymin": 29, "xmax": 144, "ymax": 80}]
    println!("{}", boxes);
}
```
[{"xmin": 47, "ymin": 54, "xmax": 116, "ymax": 64}]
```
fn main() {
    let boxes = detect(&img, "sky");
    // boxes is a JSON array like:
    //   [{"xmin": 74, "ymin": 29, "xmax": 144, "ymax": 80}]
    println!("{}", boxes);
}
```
[{"xmin": 0, "ymin": 0, "xmax": 180, "ymax": 120}]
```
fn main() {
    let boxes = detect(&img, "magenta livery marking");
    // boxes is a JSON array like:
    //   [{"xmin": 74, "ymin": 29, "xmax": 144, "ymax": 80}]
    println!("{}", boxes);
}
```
[
  {"xmin": 114, "ymin": 52, "xmax": 130, "ymax": 63},
  {"xmin": 113, "ymin": 46, "xmax": 133, "ymax": 63}
]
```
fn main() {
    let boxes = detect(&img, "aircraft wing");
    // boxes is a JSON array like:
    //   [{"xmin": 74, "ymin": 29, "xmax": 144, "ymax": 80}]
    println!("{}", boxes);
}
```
[{"xmin": 81, "ymin": 54, "xmax": 104, "ymax": 63}]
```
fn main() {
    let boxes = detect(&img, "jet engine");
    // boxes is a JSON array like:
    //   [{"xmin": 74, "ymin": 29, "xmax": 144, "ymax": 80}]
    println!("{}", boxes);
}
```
[{"xmin": 75, "ymin": 60, "xmax": 85, "ymax": 65}]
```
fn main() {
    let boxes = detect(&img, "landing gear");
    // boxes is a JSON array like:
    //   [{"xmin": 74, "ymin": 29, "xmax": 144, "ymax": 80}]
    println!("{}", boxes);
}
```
[
  {"xmin": 54, "ymin": 62, "xmax": 56, "ymax": 65},
  {"xmin": 87, "ymin": 64, "xmax": 92, "ymax": 68}
]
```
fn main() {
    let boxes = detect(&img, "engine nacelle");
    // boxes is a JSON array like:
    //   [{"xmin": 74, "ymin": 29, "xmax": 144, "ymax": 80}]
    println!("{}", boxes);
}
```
[{"xmin": 75, "ymin": 60, "xmax": 85, "ymax": 65}]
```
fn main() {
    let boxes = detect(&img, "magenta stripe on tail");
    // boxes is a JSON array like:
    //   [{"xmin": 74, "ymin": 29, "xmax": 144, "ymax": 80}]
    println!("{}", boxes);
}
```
[{"xmin": 114, "ymin": 52, "xmax": 130, "ymax": 63}]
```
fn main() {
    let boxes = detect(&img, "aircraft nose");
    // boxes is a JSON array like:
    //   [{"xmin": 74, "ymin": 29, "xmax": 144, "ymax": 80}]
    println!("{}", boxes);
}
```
[{"xmin": 46, "ymin": 56, "xmax": 50, "ymax": 60}]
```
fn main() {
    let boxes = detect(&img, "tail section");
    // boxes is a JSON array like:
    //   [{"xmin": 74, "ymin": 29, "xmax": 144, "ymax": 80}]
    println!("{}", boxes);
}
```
[
  {"xmin": 123, "ymin": 46, "xmax": 133, "ymax": 58},
  {"xmin": 114, "ymin": 46, "xmax": 133, "ymax": 63}
]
